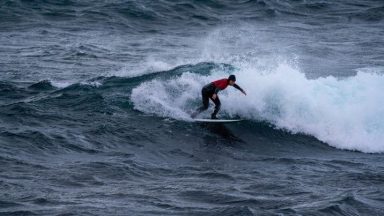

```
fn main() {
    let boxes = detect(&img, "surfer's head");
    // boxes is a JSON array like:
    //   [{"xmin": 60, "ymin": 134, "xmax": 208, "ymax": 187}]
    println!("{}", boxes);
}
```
[{"xmin": 228, "ymin": 75, "xmax": 236, "ymax": 85}]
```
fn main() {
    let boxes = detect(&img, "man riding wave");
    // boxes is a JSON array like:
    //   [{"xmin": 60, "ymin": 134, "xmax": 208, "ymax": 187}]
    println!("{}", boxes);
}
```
[{"xmin": 191, "ymin": 75, "xmax": 246, "ymax": 119}]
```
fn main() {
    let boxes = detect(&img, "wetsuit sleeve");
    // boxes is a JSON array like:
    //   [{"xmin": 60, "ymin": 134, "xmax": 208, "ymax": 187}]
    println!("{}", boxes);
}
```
[{"xmin": 233, "ymin": 84, "xmax": 244, "ymax": 93}]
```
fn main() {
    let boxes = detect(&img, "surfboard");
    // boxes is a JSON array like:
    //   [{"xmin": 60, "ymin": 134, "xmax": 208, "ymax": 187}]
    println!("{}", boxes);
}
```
[{"xmin": 193, "ymin": 118, "xmax": 242, "ymax": 123}]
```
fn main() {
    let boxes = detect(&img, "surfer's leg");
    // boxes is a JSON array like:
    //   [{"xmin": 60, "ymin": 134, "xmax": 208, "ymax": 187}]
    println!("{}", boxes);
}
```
[
  {"xmin": 201, "ymin": 91, "xmax": 210, "ymax": 110},
  {"xmin": 198, "ymin": 90, "xmax": 210, "ymax": 111},
  {"xmin": 191, "ymin": 89, "xmax": 209, "ymax": 118},
  {"xmin": 211, "ymin": 96, "xmax": 221, "ymax": 119}
]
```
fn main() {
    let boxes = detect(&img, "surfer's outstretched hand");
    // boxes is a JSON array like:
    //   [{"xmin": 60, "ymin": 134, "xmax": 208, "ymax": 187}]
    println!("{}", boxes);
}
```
[{"xmin": 242, "ymin": 90, "xmax": 247, "ymax": 96}]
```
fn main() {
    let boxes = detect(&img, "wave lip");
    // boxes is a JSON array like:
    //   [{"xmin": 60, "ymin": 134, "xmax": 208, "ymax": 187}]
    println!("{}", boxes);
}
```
[{"xmin": 243, "ymin": 66, "xmax": 384, "ymax": 153}]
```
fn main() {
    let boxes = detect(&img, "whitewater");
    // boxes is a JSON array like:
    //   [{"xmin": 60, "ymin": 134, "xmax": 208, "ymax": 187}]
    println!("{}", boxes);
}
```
[
  {"xmin": 131, "ymin": 26, "xmax": 384, "ymax": 153},
  {"xmin": 2, "ymin": 0, "xmax": 384, "ymax": 215}
]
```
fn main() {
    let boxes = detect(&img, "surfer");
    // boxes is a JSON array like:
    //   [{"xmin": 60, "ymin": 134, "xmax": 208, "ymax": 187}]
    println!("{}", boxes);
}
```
[{"xmin": 192, "ymin": 75, "xmax": 246, "ymax": 119}]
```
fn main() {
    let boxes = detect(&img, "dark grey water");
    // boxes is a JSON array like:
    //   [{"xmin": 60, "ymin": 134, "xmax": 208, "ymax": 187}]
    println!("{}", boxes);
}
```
[{"xmin": 1, "ymin": 0, "xmax": 384, "ymax": 215}]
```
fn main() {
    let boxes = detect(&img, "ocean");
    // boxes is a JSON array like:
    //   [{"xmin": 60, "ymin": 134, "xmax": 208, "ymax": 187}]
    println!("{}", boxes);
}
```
[{"xmin": 1, "ymin": 0, "xmax": 384, "ymax": 215}]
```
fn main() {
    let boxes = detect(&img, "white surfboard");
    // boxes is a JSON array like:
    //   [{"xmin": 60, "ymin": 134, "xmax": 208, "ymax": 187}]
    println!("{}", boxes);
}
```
[{"xmin": 193, "ymin": 118, "xmax": 242, "ymax": 123}]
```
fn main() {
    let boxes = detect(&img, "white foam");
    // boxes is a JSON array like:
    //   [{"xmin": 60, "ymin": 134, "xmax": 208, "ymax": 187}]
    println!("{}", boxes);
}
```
[
  {"xmin": 130, "ymin": 24, "xmax": 384, "ymax": 153},
  {"xmin": 131, "ymin": 73, "xmax": 205, "ymax": 121},
  {"xmin": 225, "ymin": 63, "xmax": 384, "ymax": 153},
  {"xmin": 130, "ymin": 63, "xmax": 384, "ymax": 153},
  {"xmin": 80, "ymin": 81, "xmax": 102, "ymax": 87},
  {"xmin": 49, "ymin": 80, "xmax": 102, "ymax": 88},
  {"xmin": 50, "ymin": 80, "xmax": 73, "ymax": 88}
]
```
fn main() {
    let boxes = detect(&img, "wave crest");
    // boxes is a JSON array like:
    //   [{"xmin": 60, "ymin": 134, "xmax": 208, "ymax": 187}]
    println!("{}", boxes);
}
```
[{"xmin": 131, "ymin": 62, "xmax": 384, "ymax": 153}]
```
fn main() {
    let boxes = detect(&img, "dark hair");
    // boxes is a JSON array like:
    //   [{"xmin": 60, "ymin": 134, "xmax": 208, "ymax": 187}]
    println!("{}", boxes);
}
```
[{"xmin": 228, "ymin": 75, "xmax": 236, "ymax": 81}]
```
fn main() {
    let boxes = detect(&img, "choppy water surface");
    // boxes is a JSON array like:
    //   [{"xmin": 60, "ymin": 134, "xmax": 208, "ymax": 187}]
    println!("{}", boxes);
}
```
[{"xmin": 1, "ymin": 0, "xmax": 384, "ymax": 215}]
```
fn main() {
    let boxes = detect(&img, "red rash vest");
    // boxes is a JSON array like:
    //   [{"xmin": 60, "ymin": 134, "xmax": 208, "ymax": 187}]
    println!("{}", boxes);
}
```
[
  {"xmin": 209, "ymin": 78, "xmax": 243, "ymax": 94},
  {"xmin": 212, "ymin": 79, "xmax": 230, "ymax": 91}
]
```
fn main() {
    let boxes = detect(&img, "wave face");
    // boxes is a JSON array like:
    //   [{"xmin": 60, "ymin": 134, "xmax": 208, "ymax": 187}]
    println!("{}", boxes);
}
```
[
  {"xmin": 1, "ymin": 0, "xmax": 384, "ymax": 215},
  {"xmin": 131, "ymin": 63, "xmax": 384, "ymax": 153}
]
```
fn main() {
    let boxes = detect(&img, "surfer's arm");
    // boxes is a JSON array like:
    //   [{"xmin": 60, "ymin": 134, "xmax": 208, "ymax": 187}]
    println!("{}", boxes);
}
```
[{"xmin": 233, "ymin": 84, "xmax": 246, "ymax": 95}]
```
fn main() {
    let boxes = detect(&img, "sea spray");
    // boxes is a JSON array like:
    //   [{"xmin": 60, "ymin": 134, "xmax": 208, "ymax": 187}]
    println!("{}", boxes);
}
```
[{"xmin": 131, "ymin": 63, "xmax": 384, "ymax": 153}]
